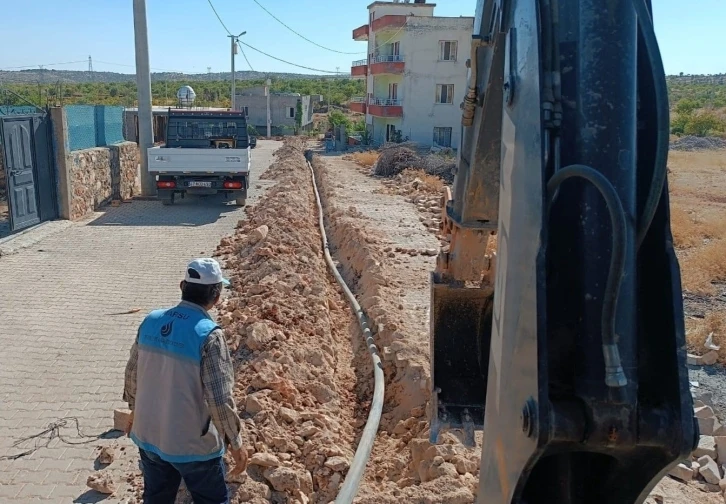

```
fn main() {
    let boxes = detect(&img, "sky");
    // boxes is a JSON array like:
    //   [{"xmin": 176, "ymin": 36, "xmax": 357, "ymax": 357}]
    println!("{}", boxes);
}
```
[{"xmin": 0, "ymin": 0, "xmax": 723, "ymax": 77}]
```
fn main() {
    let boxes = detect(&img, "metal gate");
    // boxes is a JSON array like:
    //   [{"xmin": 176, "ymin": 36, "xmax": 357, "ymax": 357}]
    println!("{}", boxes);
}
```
[{"xmin": 0, "ymin": 113, "xmax": 56, "ymax": 233}]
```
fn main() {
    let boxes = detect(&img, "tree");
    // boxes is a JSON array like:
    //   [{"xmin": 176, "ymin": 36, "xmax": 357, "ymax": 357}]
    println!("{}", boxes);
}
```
[
  {"xmin": 295, "ymin": 100, "xmax": 303, "ymax": 134},
  {"xmin": 674, "ymin": 98, "xmax": 699, "ymax": 116},
  {"xmin": 683, "ymin": 111, "xmax": 726, "ymax": 137},
  {"xmin": 328, "ymin": 109, "xmax": 349, "ymax": 130}
]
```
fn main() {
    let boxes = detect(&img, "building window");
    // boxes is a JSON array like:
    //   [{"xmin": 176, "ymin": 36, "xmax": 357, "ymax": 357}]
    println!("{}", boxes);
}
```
[
  {"xmin": 439, "ymin": 41, "xmax": 458, "ymax": 61},
  {"xmin": 433, "ymin": 127, "xmax": 453, "ymax": 148},
  {"xmin": 288, "ymin": 107, "xmax": 296, "ymax": 118},
  {"xmin": 436, "ymin": 84, "xmax": 454, "ymax": 104},
  {"xmin": 386, "ymin": 124, "xmax": 397, "ymax": 142},
  {"xmin": 243, "ymin": 106, "xmax": 249, "ymax": 117}
]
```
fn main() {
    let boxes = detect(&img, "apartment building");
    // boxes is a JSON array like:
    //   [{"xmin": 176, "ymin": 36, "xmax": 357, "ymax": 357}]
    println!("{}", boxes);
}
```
[{"xmin": 349, "ymin": 1, "xmax": 474, "ymax": 148}]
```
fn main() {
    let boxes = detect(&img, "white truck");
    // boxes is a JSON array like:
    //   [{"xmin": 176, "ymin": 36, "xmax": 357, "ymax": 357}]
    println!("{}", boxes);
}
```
[{"xmin": 147, "ymin": 109, "xmax": 252, "ymax": 206}]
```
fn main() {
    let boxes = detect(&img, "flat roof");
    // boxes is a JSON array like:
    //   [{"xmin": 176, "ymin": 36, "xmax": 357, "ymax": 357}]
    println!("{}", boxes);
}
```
[
  {"xmin": 126, "ymin": 106, "xmax": 229, "ymax": 113},
  {"xmin": 367, "ymin": 1, "xmax": 436, "ymax": 8},
  {"xmin": 167, "ymin": 109, "xmax": 244, "ymax": 116}
]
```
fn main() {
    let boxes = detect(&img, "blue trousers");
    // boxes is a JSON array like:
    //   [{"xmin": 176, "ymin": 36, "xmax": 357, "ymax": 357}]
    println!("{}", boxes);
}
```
[{"xmin": 139, "ymin": 449, "xmax": 229, "ymax": 504}]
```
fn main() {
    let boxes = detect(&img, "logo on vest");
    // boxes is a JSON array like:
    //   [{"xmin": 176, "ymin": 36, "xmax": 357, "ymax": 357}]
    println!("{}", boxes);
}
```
[{"xmin": 160, "ymin": 321, "xmax": 174, "ymax": 338}]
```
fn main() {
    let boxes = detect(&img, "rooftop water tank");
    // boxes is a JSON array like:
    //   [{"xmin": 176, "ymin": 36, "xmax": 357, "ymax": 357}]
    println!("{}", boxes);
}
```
[{"xmin": 177, "ymin": 86, "xmax": 196, "ymax": 107}]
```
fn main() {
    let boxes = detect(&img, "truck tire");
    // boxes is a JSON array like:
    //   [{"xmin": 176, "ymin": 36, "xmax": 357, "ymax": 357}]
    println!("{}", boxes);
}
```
[{"xmin": 235, "ymin": 198, "xmax": 246, "ymax": 207}]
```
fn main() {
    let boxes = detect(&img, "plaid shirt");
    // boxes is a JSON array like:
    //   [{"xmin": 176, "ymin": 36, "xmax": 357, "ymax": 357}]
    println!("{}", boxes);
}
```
[{"xmin": 123, "ymin": 304, "xmax": 243, "ymax": 451}]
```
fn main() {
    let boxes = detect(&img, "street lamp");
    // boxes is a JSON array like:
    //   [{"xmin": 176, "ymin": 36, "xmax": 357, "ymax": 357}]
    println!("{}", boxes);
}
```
[{"xmin": 228, "ymin": 31, "xmax": 246, "ymax": 110}]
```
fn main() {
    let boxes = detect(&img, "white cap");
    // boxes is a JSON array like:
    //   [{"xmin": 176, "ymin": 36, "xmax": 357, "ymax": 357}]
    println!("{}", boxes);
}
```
[{"xmin": 184, "ymin": 258, "xmax": 230, "ymax": 286}]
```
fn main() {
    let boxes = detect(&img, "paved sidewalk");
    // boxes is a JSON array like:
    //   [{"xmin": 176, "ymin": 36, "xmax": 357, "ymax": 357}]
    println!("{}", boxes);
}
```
[{"xmin": 0, "ymin": 142, "xmax": 278, "ymax": 503}]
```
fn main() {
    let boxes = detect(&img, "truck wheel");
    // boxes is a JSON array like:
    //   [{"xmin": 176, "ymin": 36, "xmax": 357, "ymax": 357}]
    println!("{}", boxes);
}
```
[{"xmin": 235, "ymin": 198, "xmax": 246, "ymax": 207}]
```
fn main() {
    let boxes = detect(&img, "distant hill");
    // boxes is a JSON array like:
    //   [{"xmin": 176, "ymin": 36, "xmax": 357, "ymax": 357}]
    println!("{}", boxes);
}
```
[
  {"xmin": 0, "ymin": 68, "xmax": 349, "ymax": 84},
  {"xmin": 666, "ymin": 74, "xmax": 726, "ymax": 85},
  {"xmin": 0, "ymin": 69, "xmax": 722, "ymax": 85}
]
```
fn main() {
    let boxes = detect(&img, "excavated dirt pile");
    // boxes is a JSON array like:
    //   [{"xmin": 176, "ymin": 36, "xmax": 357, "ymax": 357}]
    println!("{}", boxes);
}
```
[
  {"xmin": 213, "ymin": 138, "xmax": 366, "ymax": 504},
  {"xmin": 311, "ymin": 153, "xmax": 481, "ymax": 504}
]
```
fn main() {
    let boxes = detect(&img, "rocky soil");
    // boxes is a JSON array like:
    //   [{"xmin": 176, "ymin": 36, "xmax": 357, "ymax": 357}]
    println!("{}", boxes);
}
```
[
  {"xmin": 213, "ymin": 138, "xmax": 367, "ymax": 503},
  {"xmin": 312, "ymin": 152, "xmax": 481, "ymax": 503}
]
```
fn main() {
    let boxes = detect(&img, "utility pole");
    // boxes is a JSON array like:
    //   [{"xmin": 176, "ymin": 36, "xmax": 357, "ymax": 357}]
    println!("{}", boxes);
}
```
[
  {"xmin": 228, "ymin": 32, "xmax": 246, "ymax": 110},
  {"xmin": 133, "ymin": 0, "xmax": 156, "ymax": 196},
  {"xmin": 266, "ymin": 78, "xmax": 271, "ymax": 138}
]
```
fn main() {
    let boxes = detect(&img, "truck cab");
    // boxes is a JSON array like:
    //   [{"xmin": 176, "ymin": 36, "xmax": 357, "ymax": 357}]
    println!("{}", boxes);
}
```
[{"xmin": 147, "ymin": 109, "xmax": 251, "ymax": 206}]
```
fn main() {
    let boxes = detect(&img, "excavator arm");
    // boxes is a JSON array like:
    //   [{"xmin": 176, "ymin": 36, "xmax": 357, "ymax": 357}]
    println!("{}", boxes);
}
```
[{"xmin": 429, "ymin": 0, "xmax": 698, "ymax": 502}]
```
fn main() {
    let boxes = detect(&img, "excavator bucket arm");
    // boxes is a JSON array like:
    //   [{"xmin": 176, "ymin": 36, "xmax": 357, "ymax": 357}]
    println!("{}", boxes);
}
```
[{"xmin": 429, "ymin": 0, "xmax": 698, "ymax": 502}]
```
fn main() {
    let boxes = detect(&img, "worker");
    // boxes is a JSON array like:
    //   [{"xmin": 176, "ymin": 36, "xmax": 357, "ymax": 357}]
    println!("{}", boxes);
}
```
[{"xmin": 122, "ymin": 258, "xmax": 247, "ymax": 503}]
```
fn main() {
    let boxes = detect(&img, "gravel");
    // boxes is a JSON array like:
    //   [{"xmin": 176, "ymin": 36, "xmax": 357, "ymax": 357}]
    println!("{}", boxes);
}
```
[{"xmin": 670, "ymin": 136, "xmax": 726, "ymax": 151}]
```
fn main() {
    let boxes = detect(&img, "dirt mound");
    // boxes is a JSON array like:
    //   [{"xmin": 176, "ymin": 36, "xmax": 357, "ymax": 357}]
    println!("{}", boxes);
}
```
[
  {"xmin": 671, "ymin": 136, "xmax": 726, "ymax": 151},
  {"xmin": 212, "ymin": 137, "xmax": 365, "ymax": 503}
]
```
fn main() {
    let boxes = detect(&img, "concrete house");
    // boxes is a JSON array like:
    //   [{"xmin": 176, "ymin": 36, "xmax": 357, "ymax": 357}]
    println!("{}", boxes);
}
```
[
  {"xmin": 234, "ymin": 87, "xmax": 317, "ymax": 136},
  {"xmin": 349, "ymin": 1, "xmax": 474, "ymax": 148}
]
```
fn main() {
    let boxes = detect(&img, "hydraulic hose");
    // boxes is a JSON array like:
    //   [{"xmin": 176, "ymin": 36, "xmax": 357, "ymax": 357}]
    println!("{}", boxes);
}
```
[
  {"xmin": 632, "ymin": 0, "xmax": 670, "ymax": 250},
  {"xmin": 306, "ymin": 158, "xmax": 385, "ymax": 504},
  {"xmin": 547, "ymin": 164, "xmax": 628, "ymax": 388}
]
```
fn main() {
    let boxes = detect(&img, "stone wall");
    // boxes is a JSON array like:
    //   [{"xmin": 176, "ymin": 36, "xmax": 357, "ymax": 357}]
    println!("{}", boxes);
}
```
[{"xmin": 69, "ymin": 142, "xmax": 140, "ymax": 220}]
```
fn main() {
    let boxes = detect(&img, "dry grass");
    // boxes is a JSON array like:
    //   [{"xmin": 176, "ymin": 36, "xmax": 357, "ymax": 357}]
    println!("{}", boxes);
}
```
[
  {"xmin": 680, "ymin": 240, "xmax": 726, "ymax": 295},
  {"xmin": 686, "ymin": 311, "xmax": 726, "ymax": 358},
  {"xmin": 668, "ymin": 148, "xmax": 726, "ymax": 357},
  {"xmin": 352, "ymin": 151, "xmax": 379, "ymax": 168},
  {"xmin": 401, "ymin": 169, "xmax": 445, "ymax": 193},
  {"xmin": 670, "ymin": 204, "xmax": 726, "ymax": 250},
  {"xmin": 668, "ymin": 150, "xmax": 726, "ymax": 297}
]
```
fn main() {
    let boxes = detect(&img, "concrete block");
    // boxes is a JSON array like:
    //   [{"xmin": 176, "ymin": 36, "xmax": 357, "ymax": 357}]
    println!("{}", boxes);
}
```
[
  {"xmin": 699, "ymin": 416, "xmax": 718, "ymax": 436},
  {"xmin": 695, "ymin": 436, "xmax": 718, "ymax": 459},
  {"xmin": 715, "ymin": 436, "xmax": 726, "ymax": 463},
  {"xmin": 696, "ymin": 405, "xmax": 717, "ymax": 419},
  {"xmin": 668, "ymin": 463, "xmax": 694, "ymax": 482},
  {"xmin": 698, "ymin": 455, "xmax": 721, "ymax": 484},
  {"xmin": 113, "ymin": 408, "xmax": 132, "ymax": 432}
]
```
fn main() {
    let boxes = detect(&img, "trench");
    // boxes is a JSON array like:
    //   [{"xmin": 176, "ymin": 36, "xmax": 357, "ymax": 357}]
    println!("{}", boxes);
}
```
[{"xmin": 209, "ymin": 138, "xmax": 372, "ymax": 504}]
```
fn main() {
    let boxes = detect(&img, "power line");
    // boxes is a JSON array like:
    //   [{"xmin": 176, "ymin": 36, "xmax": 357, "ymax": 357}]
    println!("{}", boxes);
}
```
[
  {"xmin": 250, "ymin": 0, "xmax": 365, "ymax": 55},
  {"xmin": 205, "ymin": 0, "xmax": 254, "ymax": 71},
  {"xmin": 0, "ymin": 60, "xmax": 87, "ymax": 70},
  {"xmin": 238, "ymin": 41, "xmax": 340, "ymax": 74},
  {"xmin": 237, "ymin": 41, "xmax": 255, "ymax": 72},
  {"xmin": 206, "ymin": 0, "xmax": 232, "ymax": 34},
  {"xmin": 94, "ymin": 60, "xmax": 192, "ymax": 74},
  {"xmin": 205, "ymin": 0, "xmax": 339, "ymax": 74}
]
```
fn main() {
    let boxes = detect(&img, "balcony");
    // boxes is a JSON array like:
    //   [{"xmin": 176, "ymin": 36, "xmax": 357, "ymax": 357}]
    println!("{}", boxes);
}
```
[
  {"xmin": 371, "ymin": 15, "xmax": 407, "ymax": 32},
  {"xmin": 349, "ymin": 97, "xmax": 367, "ymax": 114},
  {"xmin": 353, "ymin": 24, "xmax": 369, "ymax": 41},
  {"xmin": 368, "ymin": 98, "xmax": 403, "ymax": 118},
  {"xmin": 370, "ymin": 55, "xmax": 405, "ymax": 75},
  {"xmin": 351, "ymin": 59, "xmax": 368, "ymax": 79}
]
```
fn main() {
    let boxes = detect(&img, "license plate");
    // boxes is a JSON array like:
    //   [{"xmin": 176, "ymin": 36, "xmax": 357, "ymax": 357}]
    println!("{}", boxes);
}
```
[{"xmin": 188, "ymin": 181, "xmax": 212, "ymax": 188}]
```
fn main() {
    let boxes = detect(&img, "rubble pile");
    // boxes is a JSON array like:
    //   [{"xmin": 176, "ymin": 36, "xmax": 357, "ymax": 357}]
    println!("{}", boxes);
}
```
[
  {"xmin": 671, "ymin": 136, "xmax": 726, "ymax": 151},
  {"xmin": 667, "ymin": 390, "xmax": 726, "ymax": 498},
  {"xmin": 372, "ymin": 145, "xmax": 456, "ymax": 184},
  {"xmin": 213, "ymin": 138, "xmax": 362, "ymax": 504},
  {"xmin": 312, "ymin": 154, "xmax": 481, "ymax": 503}
]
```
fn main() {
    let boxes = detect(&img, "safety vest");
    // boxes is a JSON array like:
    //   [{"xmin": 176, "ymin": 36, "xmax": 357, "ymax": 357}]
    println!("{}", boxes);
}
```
[{"xmin": 130, "ymin": 302, "xmax": 224, "ymax": 463}]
